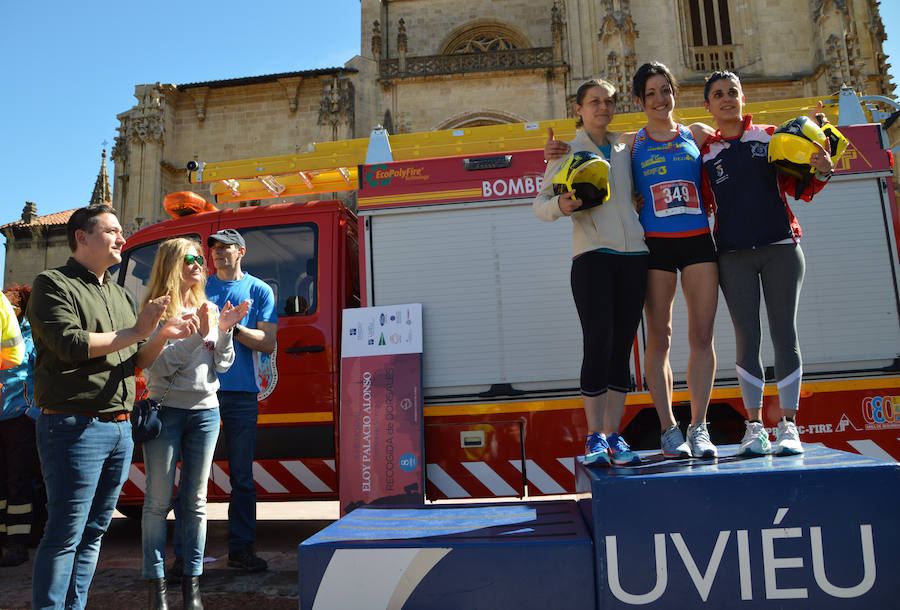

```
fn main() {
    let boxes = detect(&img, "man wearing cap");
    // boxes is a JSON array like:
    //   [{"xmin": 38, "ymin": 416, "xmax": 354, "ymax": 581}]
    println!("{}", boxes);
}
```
[
  {"xmin": 27, "ymin": 205, "xmax": 191, "ymax": 609},
  {"xmin": 204, "ymin": 228, "xmax": 277, "ymax": 572}
]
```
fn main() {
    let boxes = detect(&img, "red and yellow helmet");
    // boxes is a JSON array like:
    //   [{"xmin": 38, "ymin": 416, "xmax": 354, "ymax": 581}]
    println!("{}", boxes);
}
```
[
  {"xmin": 768, "ymin": 116, "xmax": 848, "ymax": 178},
  {"xmin": 552, "ymin": 151, "xmax": 611, "ymax": 211}
]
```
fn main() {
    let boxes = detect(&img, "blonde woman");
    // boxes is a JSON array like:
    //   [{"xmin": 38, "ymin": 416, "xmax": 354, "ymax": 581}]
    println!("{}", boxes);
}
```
[{"xmin": 136, "ymin": 238, "xmax": 248, "ymax": 610}]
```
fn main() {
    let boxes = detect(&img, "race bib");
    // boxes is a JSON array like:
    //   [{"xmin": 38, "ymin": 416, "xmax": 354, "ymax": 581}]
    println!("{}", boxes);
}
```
[{"xmin": 651, "ymin": 180, "xmax": 702, "ymax": 217}]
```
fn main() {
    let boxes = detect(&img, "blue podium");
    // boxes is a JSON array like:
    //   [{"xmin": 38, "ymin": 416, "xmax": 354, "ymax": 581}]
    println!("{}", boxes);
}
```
[
  {"xmin": 297, "ymin": 500, "xmax": 595, "ymax": 609},
  {"xmin": 576, "ymin": 444, "xmax": 900, "ymax": 609}
]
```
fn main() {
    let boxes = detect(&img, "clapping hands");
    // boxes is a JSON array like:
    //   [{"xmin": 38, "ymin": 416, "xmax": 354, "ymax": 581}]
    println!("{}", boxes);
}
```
[{"xmin": 219, "ymin": 300, "xmax": 251, "ymax": 332}]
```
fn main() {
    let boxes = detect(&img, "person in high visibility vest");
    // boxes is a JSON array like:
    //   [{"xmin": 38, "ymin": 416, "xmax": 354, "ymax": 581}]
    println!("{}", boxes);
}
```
[{"xmin": 0, "ymin": 288, "xmax": 26, "ymax": 567}]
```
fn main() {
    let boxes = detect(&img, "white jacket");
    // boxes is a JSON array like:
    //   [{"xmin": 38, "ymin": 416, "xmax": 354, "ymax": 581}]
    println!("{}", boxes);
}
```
[{"xmin": 533, "ymin": 130, "xmax": 647, "ymax": 257}]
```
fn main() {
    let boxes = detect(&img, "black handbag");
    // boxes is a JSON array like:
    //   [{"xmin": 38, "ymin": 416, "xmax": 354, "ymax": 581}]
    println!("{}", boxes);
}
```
[
  {"xmin": 131, "ymin": 398, "xmax": 164, "ymax": 442},
  {"xmin": 131, "ymin": 365, "xmax": 181, "ymax": 443}
]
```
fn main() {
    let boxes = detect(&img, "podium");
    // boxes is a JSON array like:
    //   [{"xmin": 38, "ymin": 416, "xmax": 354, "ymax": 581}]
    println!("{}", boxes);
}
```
[
  {"xmin": 297, "ymin": 500, "xmax": 594, "ymax": 609},
  {"xmin": 575, "ymin": 444, "xmax": 900, "ymax": 609}
]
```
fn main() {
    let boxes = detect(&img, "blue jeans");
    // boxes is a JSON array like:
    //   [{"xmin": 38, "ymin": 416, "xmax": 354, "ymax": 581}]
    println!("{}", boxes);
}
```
[
  {"xmin": 174, "ymin": 391, "xmax": 258, "ymax": 557},
  {"xmin": 141, "ymin": 407, "xmax": 219, "ymax": 579},
  {"xmin": 32, "ymin": 413, "xmax": 133, "ymax": 610}
]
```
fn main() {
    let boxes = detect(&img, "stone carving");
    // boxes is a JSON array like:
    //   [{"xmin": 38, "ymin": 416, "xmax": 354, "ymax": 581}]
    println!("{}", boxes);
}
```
[
  {"xmin": 551, "ymin": 1, "xmax": 565, "ymax": 62},
  {"xmin": 380, "ymin": 47, "xmax": 556, "ymax": 79},
  {"xmin": 371, "ymin": 20, "xmax": 382, "ymax": 59},
  {"xmin": 318, "ymin": 74, "xmax": 354, "ymax": 129},
  {"xmin": 397, "ymin": 18, "xmax": 408, "ymax": 55},
  {"xmin": 277, "ymin": 77, "xmax": 303, "ymax": 113},
  {"xmin": 110, "ymin": 132, "xmax": 128, "ymax": 165},
  {"xmin": 397, "ymin": 18, "xmax": 408, "ymax": 72},
  {"xmin": 186, "ymin": 86, "xmax": 210, "ymax": 121}
]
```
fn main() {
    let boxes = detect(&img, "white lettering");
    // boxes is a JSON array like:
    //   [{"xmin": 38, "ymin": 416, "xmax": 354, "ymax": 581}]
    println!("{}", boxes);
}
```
[
  {"xmin": 810, "ymin": 525, "xmax": 876, "ymax": 598},
  {"xmin": 737, "ymin": 529, "xmax": 752, "ymax": 600},
  {"xmin": 508, "ymin": 177, "xmax": 523, "ymax": 195},
  {"xmin": 606, "ymin": 534, "xmax": 667, "ymax": 604},
  {"xmin": 481, "ymin": 180, "xmax": 492, "ymax": 197},
  {"xmin": 761, "ymin": 527, "xmax": 807, "ymax": 599},
  {"xmin": 670, "ymin": 531, "xmax": 730, "ymax": 602}
]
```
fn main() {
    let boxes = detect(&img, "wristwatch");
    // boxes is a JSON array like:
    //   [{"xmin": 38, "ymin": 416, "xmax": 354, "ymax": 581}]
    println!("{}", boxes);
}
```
[{"xmin": 232, "ymin": 324, "xmax": 242, "ymax": 336}]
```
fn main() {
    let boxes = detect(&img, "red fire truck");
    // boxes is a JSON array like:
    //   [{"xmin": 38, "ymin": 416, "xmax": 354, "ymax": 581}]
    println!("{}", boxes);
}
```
[{"xmin": 115, "ymin": 93, "xmax": 900, "ymax": 510}]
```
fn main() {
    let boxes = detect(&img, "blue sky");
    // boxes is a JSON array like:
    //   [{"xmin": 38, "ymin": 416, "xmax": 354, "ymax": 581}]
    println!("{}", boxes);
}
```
[{"xmin": 2, "ymin": 2, "xmax": 900, "ymax": 281}]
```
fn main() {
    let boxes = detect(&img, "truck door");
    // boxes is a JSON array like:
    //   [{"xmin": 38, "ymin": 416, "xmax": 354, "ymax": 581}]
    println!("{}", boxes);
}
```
[{"xmin": 216, "ymin": 209, "xmax": 338, "ymax": 469}]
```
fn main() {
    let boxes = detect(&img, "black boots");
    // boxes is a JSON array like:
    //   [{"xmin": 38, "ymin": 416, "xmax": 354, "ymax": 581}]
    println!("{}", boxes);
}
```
[
  {"xmin": 0, "ymin": 542, "xmax": 28, "ymax": 567},
  {"xmin": 182, "ymin": 575, "xmax": 204, "ymax": 610},
  {"xmin": 148, "ymin": 578, "xmax": 168, "ymax": 610}
]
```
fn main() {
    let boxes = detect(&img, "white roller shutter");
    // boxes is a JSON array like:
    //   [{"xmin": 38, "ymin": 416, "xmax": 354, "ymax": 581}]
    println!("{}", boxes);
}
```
[
  {"xmin": 664, "ymin": 175, "xmax": 900, "ymax": 381},
  {"xmin": 367, "ymin": 201, "xmax": 584, "ymax": 396}
]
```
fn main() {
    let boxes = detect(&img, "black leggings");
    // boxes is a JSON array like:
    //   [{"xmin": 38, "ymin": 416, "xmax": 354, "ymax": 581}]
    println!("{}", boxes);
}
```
[{"xmin": 571, "ymin": 251, "xmax": 648, "ymax": 396}]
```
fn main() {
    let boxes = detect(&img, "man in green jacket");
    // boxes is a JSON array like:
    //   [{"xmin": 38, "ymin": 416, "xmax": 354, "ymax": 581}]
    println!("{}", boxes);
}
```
[{"xmin": 27, "ymin": 204, "xmax": 190, "ymax": 610}]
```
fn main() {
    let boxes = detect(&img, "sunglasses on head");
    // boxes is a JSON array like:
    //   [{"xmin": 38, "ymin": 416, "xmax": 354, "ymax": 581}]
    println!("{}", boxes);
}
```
[{"xmin": 184, "ymin": 254, "xmax": 204, "ymax": 266}]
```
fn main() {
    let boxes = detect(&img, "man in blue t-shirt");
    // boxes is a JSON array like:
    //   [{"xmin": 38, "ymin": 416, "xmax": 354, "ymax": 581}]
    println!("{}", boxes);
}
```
[{"xmin": 205, "ymin": 228, "xmax": 277, "ymax": 572}]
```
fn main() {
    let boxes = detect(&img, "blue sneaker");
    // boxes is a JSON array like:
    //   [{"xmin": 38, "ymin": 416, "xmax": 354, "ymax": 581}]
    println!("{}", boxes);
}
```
[
  {"xmin": 607, "ymin": 433, "xmax": 642, "ymax": 465},
  {"xmin": 584, "ymin": 433, "xmax": 611, "ymax": 466}
]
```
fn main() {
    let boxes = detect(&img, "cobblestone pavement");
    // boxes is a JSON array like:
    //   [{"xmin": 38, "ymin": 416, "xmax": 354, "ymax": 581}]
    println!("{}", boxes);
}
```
[{"xmin": 0, "ymin": 501, "xmax": 338, "ymax": 610}]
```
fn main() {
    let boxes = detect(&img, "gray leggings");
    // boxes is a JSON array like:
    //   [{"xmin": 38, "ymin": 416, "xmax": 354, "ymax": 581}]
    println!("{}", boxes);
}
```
[{"xmin": 718, "ymin": 243, "xmax": 805, "ymax": 410}]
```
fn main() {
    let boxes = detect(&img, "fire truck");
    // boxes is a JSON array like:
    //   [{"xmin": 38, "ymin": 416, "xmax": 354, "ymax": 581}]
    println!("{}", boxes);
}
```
[{"xmin": 115, "ymin": 90, "xmax": 900, "ymax": 510}]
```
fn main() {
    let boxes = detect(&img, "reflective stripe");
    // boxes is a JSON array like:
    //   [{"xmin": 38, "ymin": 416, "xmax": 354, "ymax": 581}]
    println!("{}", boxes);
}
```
[
  {"xmin": 847, "ymin": 440, "xmax": 896, "ymax": 462},
  {"xmin": 557, "ymin": 457, "xmax": 576, "ymax": 475},
  {"xmin": 510, "ymin": 459, "xmax": 566, "ymax": 495},
  {"xmin": 8, "ymin": 524, "xmax": 31, "ymax": 535},
  {"xmin": 7, "ymin": 503, "xmax": 32, "ymax": 515},
  {"xmin": 211, "ymin": 463, "xmax": 232, "ymax": 493},
  {"xmin": 426, "ymin": 464, "xmax": 469, "ymax": 498},
  {"xmin": 280, "ymin": 460, "xmax": 332, "ymax": 493},
  {"xmin": 461, "ymin": 462, "xmax": 517, "ymax": 496},
  {"xmin": 251, "ymin": 462, "xmax": 289, "ymax": 493},
  {"xmin": 128, "ymin": 465, "xmax": 146, "ymax": 493},
  {"xmin": 0, "ymin": 499, "xmax": 6, "ymax": 510}
]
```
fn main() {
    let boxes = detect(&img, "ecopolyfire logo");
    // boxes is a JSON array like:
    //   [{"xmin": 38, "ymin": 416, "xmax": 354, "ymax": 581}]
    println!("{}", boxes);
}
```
[{"xmin": 364, "ymin": 164, "xmax": 427, "ymax": 187}]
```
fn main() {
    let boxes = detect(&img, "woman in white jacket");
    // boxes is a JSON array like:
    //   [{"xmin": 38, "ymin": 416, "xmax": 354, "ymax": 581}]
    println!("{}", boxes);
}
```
[
  {"xmin": 533, "ymin": 78, "xmax": 648, "ymax": 466},
  {"xmin": 137, "ymin": 237, "xmax": 248, "ymax": 610}
]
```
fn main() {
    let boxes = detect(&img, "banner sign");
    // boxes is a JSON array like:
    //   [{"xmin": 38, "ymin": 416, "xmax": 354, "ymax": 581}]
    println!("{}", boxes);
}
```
[{"xmin": 339, "ymin": 304, "xmax": 424, "ymax": 515}]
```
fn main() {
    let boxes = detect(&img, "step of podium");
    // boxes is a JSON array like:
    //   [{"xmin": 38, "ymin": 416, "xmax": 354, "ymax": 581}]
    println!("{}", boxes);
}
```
[
  {"xmin": 297, "ymin": 500, "xmax": 594, "ymax": 609},
  {"xmin": 576, "ymin": 443, "xmax": 900, "ymax": 609}
]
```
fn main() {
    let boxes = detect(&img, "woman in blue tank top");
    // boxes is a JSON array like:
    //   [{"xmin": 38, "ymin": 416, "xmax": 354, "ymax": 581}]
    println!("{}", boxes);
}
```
[{"xmin": 623, "ymin": 62, "xmax": 719, "ymax": 460}]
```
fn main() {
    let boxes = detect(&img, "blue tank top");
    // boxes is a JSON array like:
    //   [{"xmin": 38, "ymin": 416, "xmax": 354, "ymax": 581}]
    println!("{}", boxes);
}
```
[{"xmin": 632, "ymin": 125, "xmax": 709, "ymax": 237}]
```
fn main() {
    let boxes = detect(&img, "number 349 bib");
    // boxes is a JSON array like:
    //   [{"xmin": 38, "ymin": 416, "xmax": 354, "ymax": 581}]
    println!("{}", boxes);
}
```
[{"xmin": 650, "ymin": 180, "xmax": 702, "ymax": 217}]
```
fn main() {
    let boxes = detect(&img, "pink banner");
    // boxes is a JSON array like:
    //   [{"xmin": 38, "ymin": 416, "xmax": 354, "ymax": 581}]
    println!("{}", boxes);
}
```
[{"xmin": 339, "ymin": 352, "xmax": 424, "ymax": 515}]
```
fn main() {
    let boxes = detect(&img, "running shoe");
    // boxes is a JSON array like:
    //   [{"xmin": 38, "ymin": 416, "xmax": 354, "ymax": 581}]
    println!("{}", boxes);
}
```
[
  {"xmin": 584, "ymin": 432, "xmax": 612, "ymax": 466},
  {"xmin": 607, "ymin": 433, "xmax": 642, "ymax": 465},
  {"xmin": 660, "ymin": 425, "xmax": 691, "ymax": 459},
  {"xmin": 774, "ymin": 418, "xmax": 804, "ymax": 456},
  {"xmin": 738, "ymin": 421, "xmax": 772, "ymax": 456},
  {"xmin": 687, "ymin": 422, "xmax": 718, "ymax": 458}
]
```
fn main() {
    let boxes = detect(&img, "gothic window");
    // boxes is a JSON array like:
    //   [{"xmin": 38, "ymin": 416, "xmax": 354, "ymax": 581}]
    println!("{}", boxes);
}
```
[
  {"xmin": 684, "ymin": 0, "xmax": 735, "ymax": 71},
  {"xmin": 440, "ymin": 22, "xmax": 530, "ymax": 55}
]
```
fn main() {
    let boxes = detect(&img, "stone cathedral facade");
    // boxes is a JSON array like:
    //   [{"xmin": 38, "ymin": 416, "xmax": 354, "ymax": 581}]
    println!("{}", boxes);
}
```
[{"xmin": 106, "ymin": 0, "xmax": 893, "ymax": 234}]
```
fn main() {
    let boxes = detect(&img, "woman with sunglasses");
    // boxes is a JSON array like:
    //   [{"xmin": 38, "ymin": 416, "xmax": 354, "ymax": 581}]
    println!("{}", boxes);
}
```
[{"xmin": 137, "ymin": 238, "xmax": 249, "ymax": 610}]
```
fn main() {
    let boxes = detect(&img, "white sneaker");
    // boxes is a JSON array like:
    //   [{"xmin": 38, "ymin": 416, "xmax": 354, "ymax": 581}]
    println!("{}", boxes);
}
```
[
  {"xmin": 774, "ymin": 418, "xmax": 804, "ymax": 456},
  {"xmin": 687, "ymin": 422, "xmax": 718, "ymax": 458},
  {"xmin": 660, "ymin": 425, "xmax": 691, "ymax": 459},
  {"xmin": 739, "ymin": 421, "xmax": 772, "ymax": 456}
]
